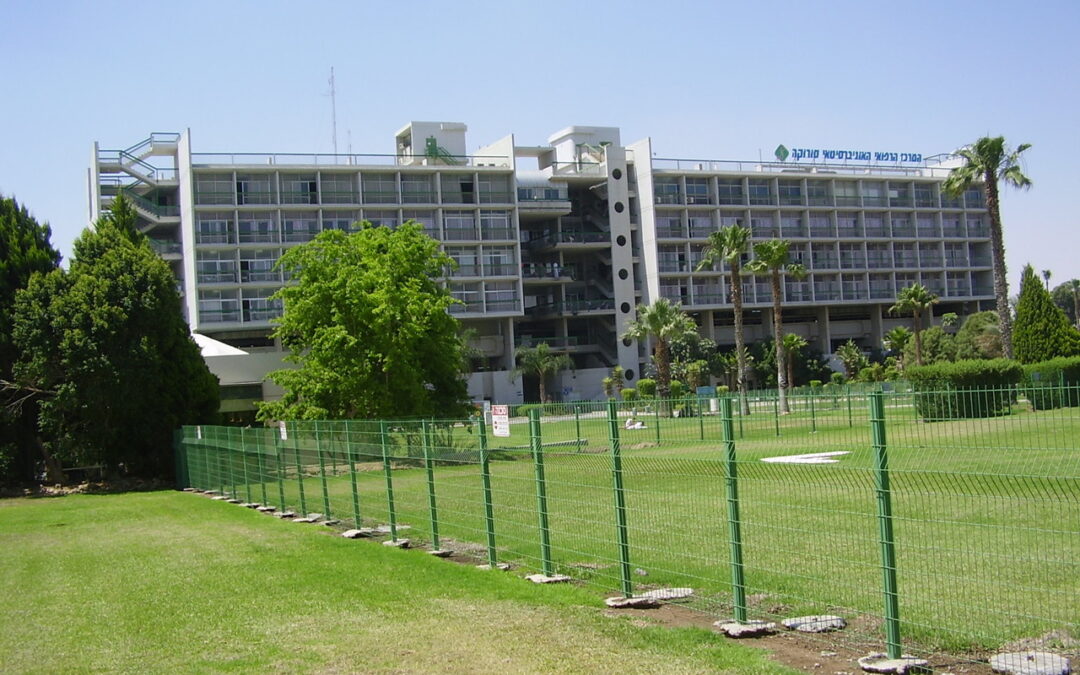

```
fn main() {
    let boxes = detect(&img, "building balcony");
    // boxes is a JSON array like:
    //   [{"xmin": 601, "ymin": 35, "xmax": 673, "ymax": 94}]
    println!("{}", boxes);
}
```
[{"xmin": 521, "ymin": 263, "xmax": 575, "ymax": 281}]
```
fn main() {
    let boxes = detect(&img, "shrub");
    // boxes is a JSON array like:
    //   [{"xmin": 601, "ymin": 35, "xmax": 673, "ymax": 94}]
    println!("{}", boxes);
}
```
[
  {"xmin": 512, "ymin": 403, "xmax": 544, "ymax": 418},
  {"xmin": 621, "ymin": 388, "xmax": 638, "ymax": 402},
  {"xmin": 1021, "ymin": 356, "xmax": 1080, "ymax": 410},
  {"xmin": 636, "ymin": 378, "xmax": 657, "ymax": 398},
  {"xmin": 905, "ymin": 359, "xmax": 1023, "ymax": 419},
  {"xmin": 1014, "ymin": 265, "xmax": 1080, "ymax": 364},
  {"xmin": 809, "ymin": 379, "xmax": 822, "ymax": 389},
  {"xmin": 830, "ymin": 372, "xmax": 846, "ymax": 386},
  {"xmin": 669, "ymin": 380, "xmax": 686, "ymax": 398},
  {"xmin": 716, "ymin": 385, "xmax": 729, "ymax": 394}
]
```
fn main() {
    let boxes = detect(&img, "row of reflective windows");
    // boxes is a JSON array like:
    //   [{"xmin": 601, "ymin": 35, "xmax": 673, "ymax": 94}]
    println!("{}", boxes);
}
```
[
  {"xmin": 192, "ymin": 210, "xmax": 515, "ymax": 245},
  {"xmin": 661, "ymin": 271, "xmax": 989, "ymax": 305},
  {"xmin": 653, "ymin": 176, "xmax": 986, "ymax": 209},
  {"xmin": 660, "ymin": 241, "xmax": 990, "ymax": 273},
  {"xmin": 653, "ymin": 211, "xmax": 988, "ymax": 239}
]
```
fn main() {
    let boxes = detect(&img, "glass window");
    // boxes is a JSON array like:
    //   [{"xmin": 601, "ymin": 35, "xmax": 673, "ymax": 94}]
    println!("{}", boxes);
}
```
[
  {"xmin": 748, "ymin": 179, "xmax": 774, "ymax": 205},
  {"xmin": 717, "ymin": 179, "xmax": 744, "ymax": 205},
  {"xmin": 441, "ymin": 174, "xmax": 476, "ymax": 204},
  {"xmin": 322, "ymin": 211, "xmax": 360, "ymax": 233},
  {"xmin": 403, "ymin": 209, "xmax": 438, "ymax": 238},
  {"xmin": 237, "ymin": 212, "xmax": 278, "ymax": 243},
  {"xmin": 834, "ymin": 181, "xmax": 858, "ymax": 207},
  {"xmin": 446, "ymin": 246, "xmax": 480, "ymax": 276},
  {"xmin": 478, "ymin": 175, "xmax": 511, "ymax": 204},
  {"xmin": 236, "ymin": 174, "xmax": 273, "ymax": 205},
  {"xmin": 196, "ymin": 250, "xmax": 237, "ymax": 283},
  {"xmin": 239, "ymin": 249, "xmax": 280, "ymax": 283},
  {"xmin": 479, "ymin": 210, "xmax": 512, "ymax": 240},
  {"xmin": 778, "ymin": 180, "xmax": 803, "ymax": 206},
  {"xmin": 654, "ymin": 178, "xmax": 680, "ymax": 204},
  {"xmin": 241, "ymin": 287, "xmax": 281, "ymax": 322},
  {"xmin": 281, "ymin": 211, "xmax": 320, "ymax": 242},
  {"xmin": 196, "ymin": 212, "xmax": 234, "ymax": 244},
  {"xmin": 482, "ymin": 245, "xmax": 516, "ymax": 276},
  {"xmin": 198, "ymin": 289, "xmax": 240, "ymax": 323},
  {"xmin": 362, "ymin": 173, "xmax": 398, "ymax": 203},
  {"xmin": 449, "ymin": 282, "xmax": 482, "ymax": 313},
  {"xmin": 861, "ymin": 181, "xmax": 885, "ymax": 207},
  {"xmin": 401, "ymin": 174, "xmax": 435, "ymax": 204},
  {"xmin": 688, "ymin": 213, "xmax": 713, "ymax": 238},
  {"xmin": 281, "ymin": 174, "xmax": 317, "ymax": 204},
  {"xmin": 363, "ymin": 209, "xmax": 400, "ymax": 228},
  {"xmin": 685, "ymin": 177, "xmax": 711, "ymax": 205},
  {"xmin": 320, "ymin": 173, "xmax": 357, "ymax": 204},
  {"xmin": 750, "ymin": 212, "xmax": 776, "ymax": 238},
  {"xmin": 195, "ymin": 173, "xmax": 234, "ymax": 205},
  {"xmin": 484, "ymin": 281, "xmax": 518, "ymax": 312},
  {"xmin": 443, "ymin": 210, "xmax": 477, "ymax": 240},
  {"xmin": 806, "ymin": 180, "xmax": 831, "ymax": 206}
]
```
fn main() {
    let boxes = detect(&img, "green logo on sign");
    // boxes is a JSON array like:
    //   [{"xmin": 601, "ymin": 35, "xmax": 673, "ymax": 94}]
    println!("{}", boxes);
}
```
[{"xmin": 775, "ymin": 144, "xmax": 790, "ymax": 162}]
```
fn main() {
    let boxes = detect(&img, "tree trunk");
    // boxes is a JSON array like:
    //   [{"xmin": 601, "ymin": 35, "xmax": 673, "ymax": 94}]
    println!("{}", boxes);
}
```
[
  {"xmin": 656, "ymin": 339, "xmax": 671, "ymax": 402},
  {"xmin": 772, "ymin": 270, "xmax": 789, "ymax": 414},
  {"xmin": 913, "ymin": 310, "xmax": 924, "ymax": 366},
  {"xmin": 984, "ymin": 173, "xmax": 1013, "ymax": 359},
  {"xmin": 730, "ymin": 264, "xmax": 750, "ymax": 415},
  {"xmin": 36, "ymin": 436, "xmax": 64, "ymax": 485},
  {"xmin": 787, "ymin": 355, "xmax": 794, "ymax": 394},
  {"xmin": 538, "ymin": 377, "xmax": 547, "ymax": 404}
]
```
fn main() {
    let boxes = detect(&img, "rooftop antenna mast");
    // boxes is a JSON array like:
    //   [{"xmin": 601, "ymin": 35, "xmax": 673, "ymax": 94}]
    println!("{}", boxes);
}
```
[{"xmin": 329, "ymin": 67, "xmax": 338, "ymax": 155}]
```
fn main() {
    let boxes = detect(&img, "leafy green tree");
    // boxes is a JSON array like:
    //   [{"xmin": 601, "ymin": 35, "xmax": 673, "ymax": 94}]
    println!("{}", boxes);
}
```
[
  {"xmin": 259, "ymin": 223, "xmax": 470, "ymax": 421},
  {"xmin": 883, "ymin": 326, "xmax": 913, "ymax": 370},
  {"xmin": 621, "ymin": 298, "xmax": 696, "ymax": 401},
  {"xmin": 943, "ymin": 136, "xmax": 1032, "ymax": 359},
  {"xmin": 697, "ymin": 224, "xmax": 752, "ymax": 413},
  {"xmin": 781, "ymin": 333, "xmax": 808, "ymax": 392},
  {"xmin": 512, "ymin": 342, "xmax": 572, "ymax": 403},
  {"xmin": 954, "ymin": 311, "xmax": 1002, "ymax": 360},
  {"xmin": 601, "ymin": 366, "xmax": 625, "ymax": 399},
  {"xmin": 0, "ymin": 196, "xmax": 62, "ymax": 482},
  {"xmin": 901, "ymin": 327, "xmax": 957, "ymax": 366},
  {"xmin": 835, "ymin": 340, "xmax": 869, "ymax": 380},
  {"xmin": 1050, "ymin": 280, "xmax": 1079, "ymax": 326},
  {"xmin": 746, "ymin": 240, "xmax": 806, "ymax": 413},
  {"xmin": 890, "ymin": 283, "xmax": 939, "ymax": 366},
  {"xmin": 1013, "ymin": 265, "xmax": 1080, "ymax": 363},
  {"xmin": 13, "ymin": 216, "xmax": 218, "ymax": 479}
]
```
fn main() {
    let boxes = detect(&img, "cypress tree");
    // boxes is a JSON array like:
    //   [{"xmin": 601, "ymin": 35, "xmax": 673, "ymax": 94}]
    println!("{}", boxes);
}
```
[{"xmin": 1013, "ymin": 265, "xmax": 1080, "ymax": 363}]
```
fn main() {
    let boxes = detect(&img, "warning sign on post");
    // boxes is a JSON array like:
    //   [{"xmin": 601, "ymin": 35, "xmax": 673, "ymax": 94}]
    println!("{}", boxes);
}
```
[{"xmin": 491, "ymin": 405, "xmax": 510, "ymax": 437}]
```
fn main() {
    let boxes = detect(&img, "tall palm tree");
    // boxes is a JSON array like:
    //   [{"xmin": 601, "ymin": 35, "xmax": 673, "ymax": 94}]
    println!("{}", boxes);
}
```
[
  {"xmin": 697, "ymin": 224, "xmax": 752, "ymax": 414},
  {"xmin": 511, "ymin": 342, "xmax": 572, "ymax": 403},
  {"xmin": 781, "ymin": 333, "xmax": 808, "ymax": 394},
  {"xmin": 943, "ymin": 136, "xmax": 1032, "ymax": 359},
  {"xmin": 1042, "ymin": 269, "xmax": 1052, "ymax": 290},
  {"xmin": 746, "ymin": 240, "xmax": 806, "ymax": 413},
  {"xmin": 889, "ymin": 283, "xmax": 939, "ymax": 366},
  {"xmin": 621, "ymin": 298, "xmax": 696, "ymax": 402}
]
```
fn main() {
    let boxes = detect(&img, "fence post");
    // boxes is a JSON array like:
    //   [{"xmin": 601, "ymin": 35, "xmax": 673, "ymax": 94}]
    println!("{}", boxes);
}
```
[
  {"xmin": 737, "ymin": 397, "xmax": 744, "ymax": 439},
  {"xmin": 346, "ymin": 421, "xmax": 361, "ymax": 527},
  {"xmin": 720, "ymin": 396, "xmax": 748, "ymax": 623},
  {"xmin": 809, "ymin": 391, "xmax": 817, "ymax": 433},
  {"xmin": 698, "ymin": 396, "xmax": 705, "ymax": 440},
  {"xmin": 773, "ymin": 394, "xmax": 780, "ymax": 437},
  {"xmin": 274, "ymin": 427, "xmax": 287, "ymax": 512},
  {"xmin": 477, "ymin": 415, "xmax": 498, "ymax": 567},
  {"xmin": 606, "ymin": 399, "xmax": 633, "ymax": 598},
  {"xmin": 241, "ymin": 428, "xmax": 253, "ymax": 503},
  {"xmin": 217, "ymin": 431, "xmax": 226, "ymax": 496},
  {"xmin": 654, "ymin": 401, "xmax": 661, "ymax": 445},
  {"xmin": 847, "ymin": 384, "xmax": 854, "ymax": 427},
  {"xmin": 255, "ymin": 431, "xmax": 268, "ymax": 505},
  {"xmin": 313, "ymin": 422, "xmax": 330, "ymax": 517},
  {"xmin": 422, "ymin": 420, "xmax": 442, "ymax": 551},
  {"xmin": 574, "ymin": 405, "xmax": 582, "ymax": 452},
  {"xmin": 869, "ymin": 391, "xmax": 902, "ymax": 659},
  {"xmin": 292, "ymin": 432, "xmax": 307, "ymax": 516},
  {"xmin": 529, "ymin": 409, "xmax": 554, "ymax": 576},
  {"xmin": 380, "ymin": 421, "xmax": 399, "ymax": 542},
  {"xmin": 229, "ymin": 430, "xmax": 239, "ymax": 499}
]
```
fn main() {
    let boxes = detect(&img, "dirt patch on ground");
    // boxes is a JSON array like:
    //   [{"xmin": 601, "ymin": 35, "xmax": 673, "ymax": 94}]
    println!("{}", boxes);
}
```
[{"xmin": 1, "ymin": 478, "xmax": 172, "ymax": 498}]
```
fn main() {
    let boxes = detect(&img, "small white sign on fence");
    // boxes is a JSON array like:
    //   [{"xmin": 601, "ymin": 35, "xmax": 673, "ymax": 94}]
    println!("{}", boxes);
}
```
[
  {"xmin": 491, "ymin": 405, "xmax": 510, "ymax": 437},
  {"xmin": 278, "ymin": 421, "xmax": 288, "ymax": 441}
]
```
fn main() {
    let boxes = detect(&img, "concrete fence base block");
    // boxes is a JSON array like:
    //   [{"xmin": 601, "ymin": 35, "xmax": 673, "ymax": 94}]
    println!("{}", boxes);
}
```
[
  {"xmin": 255, "ymin": 506, "xmax": 276, "ymax": 513},
  {"xmin": 382, "ymin": 539, "xmax": 410, "ymax": 548},
  {"xmin": 428, "ymin": 549, "xmax": 453, "ymax": 558},
  {"xmin": 713, "ymin": 620, "xmax": 777, "ymax": 638},
  {"xmin": 638, "ymin": 587, "xmax": 694, "ymax": 601},
  {"xmin": 275, "ymin": 511, "xmax": 297, "ymax": 519},
  {"xmin": 477, "ymin": 563, "xmax": 511, "ymax": 571},
  {"xmin": 201, "ymin": 490, "xmax": 217, "ymax": 495},
  {"xmin": 341, "ymin": 528, "xmax": 377, "ymax": 538},
  {"xmin": 990, "ymin": 651, "xmax": 1071, "ymax": 675},
  {"xmin": 320, "ymin": 519, "xmax": 341, "ymax": 526},
  {"xmin": 782, "ymin": 615, "xmax": 847, "ymax": 633},
  {"xmin": 211, "ymin": 495, "xmax": 229, "ymax": 501},
  {"xmin": 241, "ymin": 503, "xmax": 260, "ymax": 509},
  {"xmin": 182, "ymin": 487, "xmax": 197, "ymax": 492},
  {"xmin": 375, "ymin": 524, "xmax": 411, "ymax": 533},
  {"xmin": 225, "ymin": 499, "xmax": 242, "ymax": 504},
  {"xmin": 525, "ymin": 574, "xmax": 572, "ymax": 584},
  {"xmin": 293, "ymin": 516, "xmax": 321, "ymax": 523},
  {"xmin": 605, "ymin": 596, "xmax": 661, "ymax": 609},
  {"xmin": 857, "ymin": 652, "xmax": 930, "ymax": 674}
]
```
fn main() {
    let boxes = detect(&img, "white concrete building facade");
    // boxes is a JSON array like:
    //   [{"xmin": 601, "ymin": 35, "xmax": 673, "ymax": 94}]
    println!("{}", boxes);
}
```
[{"xmin": 89, "ymin": 124, "xmax": 993, "ymax": 414}]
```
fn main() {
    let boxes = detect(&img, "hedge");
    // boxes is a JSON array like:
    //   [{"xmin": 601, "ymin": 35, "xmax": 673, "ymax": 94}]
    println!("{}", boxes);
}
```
[
  {"xmin": 1021, "ymin": 356, "xmax": 1080, "ymax": 410},
  {"xmin": 905, "ymin": 359, "xmax": 1023, "ymax": 420}
]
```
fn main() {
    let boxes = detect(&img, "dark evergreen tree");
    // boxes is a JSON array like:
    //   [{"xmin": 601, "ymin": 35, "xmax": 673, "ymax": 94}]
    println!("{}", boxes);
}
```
[
  {"xmin": 0, "ymin": 196, "xmax": 61, "ymax": 483},
  {"xmin": 1013, "ymin": 265, "xmax": 1080, "ymax": 364},
  {"xmin": 13, "ymin": 214, "xmax": 218, "ymax": 479}
]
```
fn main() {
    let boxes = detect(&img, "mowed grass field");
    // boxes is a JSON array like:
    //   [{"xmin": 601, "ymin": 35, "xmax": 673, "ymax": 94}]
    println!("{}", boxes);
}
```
[
  {"xmin": 0, "ymin": 490, "xmax": 794, "ymax": 674},
  {"xmin": 187, "ymin": 395, "xmax": 1080, "ymax": 655}
]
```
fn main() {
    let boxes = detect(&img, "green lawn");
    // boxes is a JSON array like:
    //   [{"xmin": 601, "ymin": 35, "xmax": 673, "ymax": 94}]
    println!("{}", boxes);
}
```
[
  {"xmin": 0, "ymin": 491, "xmax": 792, "ymax": 674},
  {"xmin": 185, "ymin": 395, "xmax": 1080, "ymax": 656}
]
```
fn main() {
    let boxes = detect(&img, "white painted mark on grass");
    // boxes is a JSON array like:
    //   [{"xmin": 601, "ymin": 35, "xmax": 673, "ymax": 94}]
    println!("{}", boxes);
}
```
[{"xmin": 761, "ymin": 451, "xmax": 850, "ymax": 464}]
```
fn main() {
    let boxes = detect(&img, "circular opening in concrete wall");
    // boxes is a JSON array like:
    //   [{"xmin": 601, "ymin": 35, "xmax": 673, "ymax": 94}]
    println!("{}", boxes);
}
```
[
  {"xmin": 622, "ymin": 337, "xmax": 632, "ymax": 347},
  {"xmin": 616, "ymin": 235, "xmax": 627, "ymax": 246},
  {"xmin": 612, "ymin": 168, "xmax": 623, "ymax": 180},
  {"xmin": 625, "ymin": 369, "xmax": 635, "ymax": 381},
  {"xmin": 618, "ymin": 268, "xmax": 629, "ymax": 280},
  {"xmin": 620, "ymin": 302, "xmax": 632, "ymax": 314},
  {"xmin": 614, "ymin": 201, "xmax": 625, "ymax": 213}
]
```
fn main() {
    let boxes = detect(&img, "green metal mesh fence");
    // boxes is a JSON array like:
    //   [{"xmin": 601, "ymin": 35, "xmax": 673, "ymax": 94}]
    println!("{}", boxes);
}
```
[{"xmin": 178, "ymin": 384, "xmax": 1079, "ymax": 670}]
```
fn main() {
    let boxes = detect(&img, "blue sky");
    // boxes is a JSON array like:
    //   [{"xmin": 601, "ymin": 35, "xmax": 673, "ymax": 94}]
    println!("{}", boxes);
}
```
[{"xmin": 2, "ymin": 0, "xmax": 1077, "ymax": 291}]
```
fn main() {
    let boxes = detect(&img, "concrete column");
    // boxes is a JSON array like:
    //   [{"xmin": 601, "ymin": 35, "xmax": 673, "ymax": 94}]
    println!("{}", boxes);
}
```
[
  {"xmin": 869, "ymin": 304, "xmax": 883, "ymax": 351},
  {"xmin": 815, "ymin": 306, "xmax": 832, "ymax": 355}
]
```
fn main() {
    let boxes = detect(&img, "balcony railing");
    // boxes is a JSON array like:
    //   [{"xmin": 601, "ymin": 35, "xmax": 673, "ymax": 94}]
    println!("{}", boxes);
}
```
[
  {"xmin": 149, "ymin": 239, "xmax": 182, "ymax": 255},
  {"xmin": 197, "ymin": 271, "xmax": 238, "ymax": 284},
  {"xmin": 517, "ymin": 187, "xmax": 569, "ymax": 202},
  {"xmin": 521, "ymin": 263, "xmax": 576, "ymax": 280},
  {"xmin": 199, "ymin": 308, "xmax": 242, "ymax": 323},
  {"xmin": 515, "ymin": 335, "xmax": 579, "ymax": 348}
]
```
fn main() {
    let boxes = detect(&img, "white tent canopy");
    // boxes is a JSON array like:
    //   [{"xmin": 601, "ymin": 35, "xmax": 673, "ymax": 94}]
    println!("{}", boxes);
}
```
[{"xmin": 191, "ymin": 333, "xmax": 248, "ymax": 357}]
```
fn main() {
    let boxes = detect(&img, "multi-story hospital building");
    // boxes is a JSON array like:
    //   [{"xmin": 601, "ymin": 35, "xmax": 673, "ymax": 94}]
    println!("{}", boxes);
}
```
[{"xmin": 89, "ymin": 122, "xmax": 993, "ymax": 413}]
